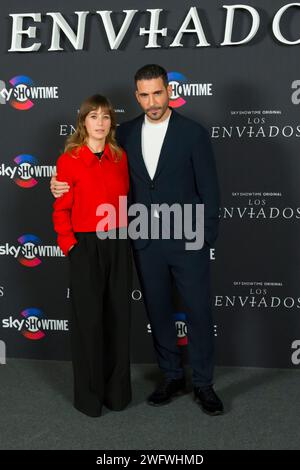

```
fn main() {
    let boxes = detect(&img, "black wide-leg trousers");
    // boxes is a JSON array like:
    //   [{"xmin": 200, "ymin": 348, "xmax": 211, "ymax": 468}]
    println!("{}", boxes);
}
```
[{"xmin": 69, "ymin": 232, "xmax": 132, "ymax": 417}]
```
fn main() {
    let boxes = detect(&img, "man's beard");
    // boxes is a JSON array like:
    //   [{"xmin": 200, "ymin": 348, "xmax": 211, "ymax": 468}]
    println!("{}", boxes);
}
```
[{"xmin": 146, "ymin": 105, "xmax": 168, "ymax": 121}]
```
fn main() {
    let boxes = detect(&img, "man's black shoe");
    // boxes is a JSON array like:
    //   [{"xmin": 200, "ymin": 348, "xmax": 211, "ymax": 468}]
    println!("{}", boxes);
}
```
[
  {"xmin": 194, "ymin": 385, "xmax": 224, "ymax": 415},
  {"xmin": 147, "ymin": 378, "xmax": 186, "ymax": 406}
]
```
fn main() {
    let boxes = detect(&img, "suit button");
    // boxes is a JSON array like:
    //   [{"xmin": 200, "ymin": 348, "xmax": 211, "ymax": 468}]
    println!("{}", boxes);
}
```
[{"xmin": 150, "ymin": 183, "xmax": 155, "ymax": 189}]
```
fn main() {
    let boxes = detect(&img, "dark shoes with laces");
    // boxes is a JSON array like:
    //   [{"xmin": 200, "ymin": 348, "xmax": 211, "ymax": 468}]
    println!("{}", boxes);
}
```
[
  {"xmin": 194, "ymin": 385, "xmax": 224, "ymax": 415},
  {"xmin": 147, "ymin": 378, "xmax": 186, "ymax": 406},
  {"xmin": 147, "ymin": 378, "xmax": 224, "ymax": 415}
]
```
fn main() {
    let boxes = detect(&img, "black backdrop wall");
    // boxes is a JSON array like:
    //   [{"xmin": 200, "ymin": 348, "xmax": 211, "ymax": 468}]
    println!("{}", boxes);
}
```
[{"xmin": 0, "ymin": 0, "xmax": 300, "ymax": 368}]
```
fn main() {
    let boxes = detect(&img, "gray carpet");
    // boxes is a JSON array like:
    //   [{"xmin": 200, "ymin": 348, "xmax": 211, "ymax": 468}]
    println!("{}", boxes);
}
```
[{"xmin": 0, "ymin": 359, "xmax": 299, "ymax": 450}]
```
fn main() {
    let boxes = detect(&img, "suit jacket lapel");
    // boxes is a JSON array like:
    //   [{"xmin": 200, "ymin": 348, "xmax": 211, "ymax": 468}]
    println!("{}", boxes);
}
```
[
  {"xmin": 153, "ymin": 109, "xmax": 177, "ymax": 180},
  {"xmin": 130, "ymin": 113, "xmax": 151, "ymax": 182}
]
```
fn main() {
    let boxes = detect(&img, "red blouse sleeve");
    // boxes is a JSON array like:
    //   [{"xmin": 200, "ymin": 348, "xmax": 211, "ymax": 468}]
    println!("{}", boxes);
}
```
[{"xmin": 52, "ymin": 154, "xmax": 77, "ymax": 256}]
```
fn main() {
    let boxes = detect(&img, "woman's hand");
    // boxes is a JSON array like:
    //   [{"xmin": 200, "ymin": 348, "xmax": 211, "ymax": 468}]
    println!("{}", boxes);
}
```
[{"xmin": 50, "ymin": 174, "xmax": 70, "ymax": 198}]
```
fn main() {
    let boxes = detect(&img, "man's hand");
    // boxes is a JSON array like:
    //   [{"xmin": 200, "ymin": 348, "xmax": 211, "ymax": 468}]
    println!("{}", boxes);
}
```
[{"xmin": 50, "ymin": 175, "xmax": 70, "ymax": 198}]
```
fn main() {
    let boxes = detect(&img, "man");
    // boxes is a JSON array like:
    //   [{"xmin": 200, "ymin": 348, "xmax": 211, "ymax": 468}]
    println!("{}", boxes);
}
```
[{"xmin": 51, "ymin": 64, "xmax": 223, "ymax": 415}]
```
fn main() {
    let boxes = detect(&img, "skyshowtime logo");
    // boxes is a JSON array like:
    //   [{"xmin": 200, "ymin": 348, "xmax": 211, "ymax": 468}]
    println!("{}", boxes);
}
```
[
  {"xmin": 0, "ymin": 75, "xmax": 59, "ymax": 109},
  {"xmin": 175, "ymin": 312, "xmax": 188, "ymax": 346},
  {"xmin": 148, "ymin": 313, "xmax": 217, "ymax": 345},
  {"xmin": 0, "ymin": 234, "xmax": 64, "ymax": 267},
  {"xmin": 0, "ymin": 154, "xmax": 55, "ymax": 188},
  {"xmin": 147, "ymin": 313, "xmax": 188, "ymax": 346},
  {"xmin": 168, "ymin": 72, "xmax": 213, "ymax": 108},
  {"xmin": 1, "ymin": 308, "xmax": 69, "ymax": 340}
]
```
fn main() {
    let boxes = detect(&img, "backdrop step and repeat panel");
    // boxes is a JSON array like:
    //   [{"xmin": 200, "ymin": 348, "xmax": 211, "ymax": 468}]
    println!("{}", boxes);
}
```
[{"xmin": 0, "ymin": 0, "xmax": 299, "ymax": 367}]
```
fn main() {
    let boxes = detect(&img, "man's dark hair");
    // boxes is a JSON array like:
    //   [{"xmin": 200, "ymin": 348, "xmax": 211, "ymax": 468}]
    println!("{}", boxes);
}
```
[{"xmin": 134, "ymin": 64, "xmax": 169, "ymax": 88}]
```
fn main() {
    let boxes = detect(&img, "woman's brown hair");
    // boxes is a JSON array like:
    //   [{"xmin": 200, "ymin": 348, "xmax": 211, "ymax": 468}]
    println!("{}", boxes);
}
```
[{"xmin": 64, "ymin": 94, "xmax": 122, "ymax": 161}]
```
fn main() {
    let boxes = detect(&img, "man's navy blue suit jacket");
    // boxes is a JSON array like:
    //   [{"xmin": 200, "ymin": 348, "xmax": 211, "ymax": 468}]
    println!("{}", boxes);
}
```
[{"xmin": 116, "ymin": 109, "xmax": 220, "ymax": 250}]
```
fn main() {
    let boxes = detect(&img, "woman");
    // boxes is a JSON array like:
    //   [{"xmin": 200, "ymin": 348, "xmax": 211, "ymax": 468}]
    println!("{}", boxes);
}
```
[{"xmin": 53, "ymin": 95, "xmax": 132, "ymax": 417}]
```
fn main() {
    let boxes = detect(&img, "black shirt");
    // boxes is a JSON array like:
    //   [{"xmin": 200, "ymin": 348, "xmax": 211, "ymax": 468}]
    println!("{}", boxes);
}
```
[{"xmin": 94, "ymin": 151, "xmax": 104, "ymax": 160}]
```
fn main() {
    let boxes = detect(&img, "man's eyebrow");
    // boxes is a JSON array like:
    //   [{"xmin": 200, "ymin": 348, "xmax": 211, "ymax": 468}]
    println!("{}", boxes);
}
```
[{"xmin": 139, "ymin": 89, "xmax": 163, "ymax": 94}]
